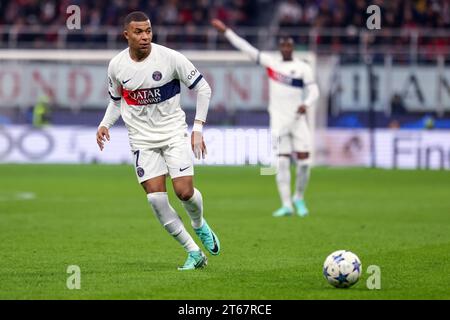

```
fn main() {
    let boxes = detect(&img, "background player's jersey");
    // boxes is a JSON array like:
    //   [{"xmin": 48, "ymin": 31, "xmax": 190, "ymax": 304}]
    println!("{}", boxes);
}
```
[
  {"xmin": 223, "ymin": 29, "xmax": 316, "ymax": 135},
  {"xmin": 259, "ymin": 55, "xmax": 315, "ymax": 134},
  {"xmin": 108, "ymin": 44, "xmax": 203, "ymax": 149}
]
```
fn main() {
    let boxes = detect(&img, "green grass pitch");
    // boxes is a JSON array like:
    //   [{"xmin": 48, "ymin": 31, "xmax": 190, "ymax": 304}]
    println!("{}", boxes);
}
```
[{"xmin": 0, "ymin": 164, "xmax": 449, "ymax": 299}]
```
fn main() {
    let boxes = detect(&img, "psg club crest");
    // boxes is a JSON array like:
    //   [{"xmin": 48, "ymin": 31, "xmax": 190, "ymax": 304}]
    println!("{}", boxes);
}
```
[
  {"xmin": 152, "ymin": 71, "xmax": 162, "ymax": 81},
  {"xmin": 137, "ymin": 167, "xmax": 145, "ymax": 178}
]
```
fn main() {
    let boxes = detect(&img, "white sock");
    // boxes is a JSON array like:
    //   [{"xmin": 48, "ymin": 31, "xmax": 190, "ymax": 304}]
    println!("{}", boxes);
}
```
[
  {"xmin": 147, "ymin": 192, "xmax": 199, "ymax": 252},
  {"xmin": 276, "ymin": 156, "xmax": 293, "ymax": 209},
  {"xmin": 181, "ymin": 188, "xmax": 204, "ymax": 229},
  {"xmin": 294, "ymin": 160, "xmax": 310, "ymax": 201}
]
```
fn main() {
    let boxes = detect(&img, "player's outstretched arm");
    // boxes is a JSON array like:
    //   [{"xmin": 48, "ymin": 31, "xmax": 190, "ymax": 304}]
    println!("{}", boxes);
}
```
[
  {"xmin": 211, "ymin": 19, "xmax": 227, "ymax": 34},
  {"xmin": 211, "ymin": 19, "xmax": 263, "ymax": 65}
]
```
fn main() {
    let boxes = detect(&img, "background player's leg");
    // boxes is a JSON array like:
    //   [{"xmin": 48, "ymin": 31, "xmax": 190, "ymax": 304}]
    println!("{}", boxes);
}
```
[
  {"xmin": 273, "ymin": 154, "xmax": 294, "ymax": 216},
  {"xmin": 143, "ymin": 176, "xmax": 200, "ymax": 253},
  {"xmin": 293, "ymin": 152, "xmax": 311, "ymax": 216},
  {"xmin": 272, "ymin": 132, "xmax": 294, "ymax": 216},
  {"xmin": 291, "ymin": 116, "xmax": 312, "ymax": 216},
  {"xmin": 172, "ymin": 176, "xmax": 220, "ymax": 255}
]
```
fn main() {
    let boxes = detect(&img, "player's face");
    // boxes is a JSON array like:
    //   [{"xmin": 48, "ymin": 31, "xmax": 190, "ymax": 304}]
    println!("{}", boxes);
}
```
[
  {"xmin": 279, "ymin": 40, "xmax": 294, "ymax": 61},
  {"xmin": 124, "ymin": 20, "xmax": 152, "ymax": 55}
]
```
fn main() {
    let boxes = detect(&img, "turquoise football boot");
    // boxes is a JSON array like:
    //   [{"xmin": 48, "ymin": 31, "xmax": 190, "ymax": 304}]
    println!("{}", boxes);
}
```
[
  {"xmin": 194, "ymin": 220, "xmax": 221, "ymax": 256},
  {"xmin": 272, "ymin": 206, "xmax": 294, "ymax": 217},
  {"xmin": 293, "ymin": 198, "xmax": 309, "ymax": 217},
  {"xmin": 178, "ymin": 250, "xmax": 207, "ymax": 271}
]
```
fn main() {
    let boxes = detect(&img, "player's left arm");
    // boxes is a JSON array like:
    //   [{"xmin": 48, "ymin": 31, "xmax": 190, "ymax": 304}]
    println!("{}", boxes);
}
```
[
  {"xmin": 298, "ymin": 63, "xmax": 319, "ymax": 114},
  {"xmin": 174, "ymin": 52, "xmax": 212, "ymax": 159}
]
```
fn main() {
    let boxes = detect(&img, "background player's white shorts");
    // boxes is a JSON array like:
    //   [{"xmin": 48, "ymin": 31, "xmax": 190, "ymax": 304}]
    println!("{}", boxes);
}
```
[
  {"xmin": 272, "ymin": 115, "xmax": 311, "ymax": 155},
  {"xmin": 132, "ymin": 134, "xmax": 194, "ymax": 183}
]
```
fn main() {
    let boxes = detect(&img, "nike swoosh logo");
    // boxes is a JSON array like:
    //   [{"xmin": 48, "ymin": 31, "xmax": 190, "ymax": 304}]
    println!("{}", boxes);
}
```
[
  {"xmin": 122, "ymin": 78, "xmax": 132, "ymax": 84},
  {"xmin": 210, "ymin": 233, "xmax": 219, "ymax": 254},
  {"xmin": 195, "ymin": 254, "xmax": 206, "ymax": 268},
  {"xmin": 173, "ymin": 230, "xmax": 182, "ymax": 237},
  {"xmin": 179, "ymin": 166, "xmax": 190, "ymax": 172}
]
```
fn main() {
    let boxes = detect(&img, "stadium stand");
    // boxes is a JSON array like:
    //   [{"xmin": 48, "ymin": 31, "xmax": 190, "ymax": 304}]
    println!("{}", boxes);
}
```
[{"xmin": 0, "ymin": 0, "xmax": 449, "ymax": 129}]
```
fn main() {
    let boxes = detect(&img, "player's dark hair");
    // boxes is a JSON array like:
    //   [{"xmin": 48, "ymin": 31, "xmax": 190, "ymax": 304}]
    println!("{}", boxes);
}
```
[
  {"xmin": 124, "ymin": 11, "xmax": 150, "ymax": 28},
  {"xmin": 278, "ymin": 35, "xmax": 294, "ymax": 45}
]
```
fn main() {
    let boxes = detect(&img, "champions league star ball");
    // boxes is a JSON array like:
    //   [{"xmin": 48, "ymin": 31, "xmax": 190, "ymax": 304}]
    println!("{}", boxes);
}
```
[{"xmin": 323, "ymin": 250, "xmax": 362, "ymax": 288}]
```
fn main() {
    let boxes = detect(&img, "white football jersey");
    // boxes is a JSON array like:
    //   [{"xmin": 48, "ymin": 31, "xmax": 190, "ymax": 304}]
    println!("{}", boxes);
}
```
[
  {"xmin": 107, "ymin": 44, "xmax": 204, "ymax": 149},
  {"xmin": 258, "ymin": 54, "xmax": 315, "ymax": 132}
]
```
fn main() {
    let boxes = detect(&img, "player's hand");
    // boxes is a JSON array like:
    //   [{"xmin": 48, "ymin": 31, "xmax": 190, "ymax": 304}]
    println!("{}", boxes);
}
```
[
  {"xmin": 297, "ymin": 105, "xmax": 307, "ymax": 114},
  {"xmin": 96, "ymin": 126, "xmax": 110, "ymax": 151},
  {"xmin": 191, "ymin": 131, "xmax": 207, "ymax": 160},
  {"xmin": 211, "ymin": 19, "xmax": 227, "ymax": 33}
]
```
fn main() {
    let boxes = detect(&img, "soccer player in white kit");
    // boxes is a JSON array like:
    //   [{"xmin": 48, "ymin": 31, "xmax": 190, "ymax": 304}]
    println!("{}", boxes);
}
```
[
  {"xmin": 96, "ymin": 12, "xmax": 220, "ymax": 270},
  {"xmin": 211, "ymin": 19, "xmax": 319, "ymax": 217}
]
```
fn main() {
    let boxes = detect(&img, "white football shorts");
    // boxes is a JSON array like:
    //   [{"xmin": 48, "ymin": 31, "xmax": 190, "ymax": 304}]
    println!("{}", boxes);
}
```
[
  {"xmin": 132, "ymin": 133, "xmax": 194, "ymax": 183},
  {"xmin": 272, "ymin": 115, "xmax": 311, "ymax": 155}
]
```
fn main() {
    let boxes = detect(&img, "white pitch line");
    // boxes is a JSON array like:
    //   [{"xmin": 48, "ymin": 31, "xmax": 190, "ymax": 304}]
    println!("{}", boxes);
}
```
[{"xmin": 0, "ymin": 192, "xmax": 36, "ymax": 201}]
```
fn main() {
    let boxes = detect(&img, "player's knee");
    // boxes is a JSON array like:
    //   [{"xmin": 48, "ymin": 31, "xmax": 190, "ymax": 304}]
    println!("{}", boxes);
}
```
[
  {"xmin": 175, "ymin": 188, "xmax": 194, "ymax": 201},
  {"xmin": 141, "ymin": 180, "xmax": 165, "ymax": 194}
]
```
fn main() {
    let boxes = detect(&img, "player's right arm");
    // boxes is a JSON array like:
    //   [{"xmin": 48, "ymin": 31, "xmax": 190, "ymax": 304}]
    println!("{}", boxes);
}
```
[
  {"xmin": 211, "ymin": 19, "xmax": 272, "ymax": 68},
  {"xmin": 97, "ymin": 61, "xmax": 122, "ymax": 151}
]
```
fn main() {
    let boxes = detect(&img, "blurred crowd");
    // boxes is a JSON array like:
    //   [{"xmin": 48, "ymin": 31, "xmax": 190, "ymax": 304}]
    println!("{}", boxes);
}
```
[
  {"xmin": 0, "ymin": 0, "xmax": 262, "ymax": 28},
  {"xmin": 273, "ymin": 0, "xmax": 450, "ymax": 62},
  {"xmin": 275, "ymin": 0, "xmax": 450, "ymax": 29},
  {"xmin": 0, "ymin": 1, "xmax": 448, "ymax": 125},
  {"xmin": 1, "ymin": 0, "xmax": 449, "ymax": 29},
  {"xmin": 0, "ymin": 0, "xmax": 449, "ymax": 57}
]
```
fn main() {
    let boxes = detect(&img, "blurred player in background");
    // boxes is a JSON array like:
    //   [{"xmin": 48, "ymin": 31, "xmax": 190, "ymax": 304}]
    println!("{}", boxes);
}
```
[
  {"xmin": 96, "ymin": 12, "xmax": 220, "ymax": 270},
  {"xmin": 211, "ymin": 19, "xmax": 319, "ymax": 217},
  {"xmin": 32, "ymin": 95, "xmax": 52, "ymax": 128}
]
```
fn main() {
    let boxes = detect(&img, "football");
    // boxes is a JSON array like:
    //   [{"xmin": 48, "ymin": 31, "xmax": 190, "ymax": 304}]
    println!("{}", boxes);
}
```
[{"xmin": 323, "ymin": 250, "xmax": 362, "ymax": 288}]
